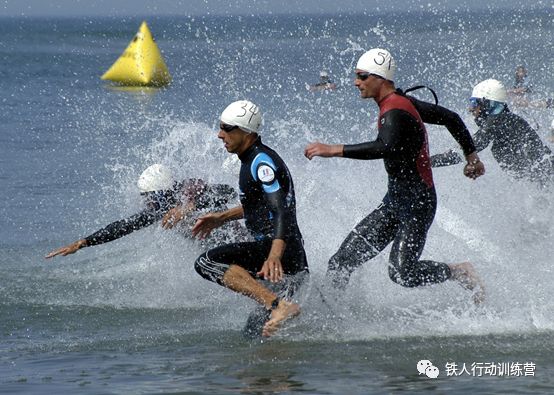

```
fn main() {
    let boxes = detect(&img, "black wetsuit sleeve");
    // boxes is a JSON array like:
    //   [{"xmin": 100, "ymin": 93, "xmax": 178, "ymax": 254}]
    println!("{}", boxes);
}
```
[
  {"xmin": 343, "ymin": 110, "xmax": 414, "ymax": 160},
  {"xmin": 409, "ymin": 96, "xmax": 476, "ymax": 156},
  {"xmin": 470, "ymin": 128, "xmax": 494, "ymax": 152},
  {"xmin": 431, "ymin": 126, "xmax": 493, "ymax": 167},
  {"xmin": 84, "ymin": 210, "xmax": 159, "ymax": 246},
  {"xmin": 430, "ymin": 150, "xmax": 463, "ymax": 167},
  {"xmin": 264, "ymin": 189, "xmax": 291, "ymax": 241}
]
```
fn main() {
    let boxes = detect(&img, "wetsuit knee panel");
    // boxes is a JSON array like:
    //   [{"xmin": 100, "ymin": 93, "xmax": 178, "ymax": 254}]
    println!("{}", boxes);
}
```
[
  {"xmin": 194, "ymin": 251, "xmax": 229, "ymax": 285},
  {"xmin": 388, "ymin": 261, "xmax": 451, "ymax": 288},
  {"xmin": 388, "ymin": 265, "xmax": 423, "ymax": 288}
]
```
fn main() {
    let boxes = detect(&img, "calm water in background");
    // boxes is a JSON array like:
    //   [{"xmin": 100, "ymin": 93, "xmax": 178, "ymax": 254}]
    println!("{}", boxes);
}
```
[{"xmin": 1, "ymin": 8, "xmax": 553, "ymax": 394}]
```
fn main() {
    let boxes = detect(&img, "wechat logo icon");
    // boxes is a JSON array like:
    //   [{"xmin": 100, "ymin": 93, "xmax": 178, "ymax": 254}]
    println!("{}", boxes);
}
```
[{"xmin": 417, "ymin": 360, "xmax": 440, "ymax": 378}]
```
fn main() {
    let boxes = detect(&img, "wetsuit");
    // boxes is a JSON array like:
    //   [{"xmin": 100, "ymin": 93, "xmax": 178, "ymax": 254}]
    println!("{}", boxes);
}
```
[
  {"xmin": 195, "ymin": 136, "xmax": 308, "ymax": 288},
  {"xmin": 84, "ymin": 179, "xmax": 237, "ymax": 246},
  {"xmin": 407, "ymin": 94, "xmax": 476, "ymax": 155},
  {"xmin": 328, "ymin": 92, "xmax": 476, "ymax": 289},
  {"xmin": 431, "ymin": 108, "xmax": 553, "ymax": 185}
]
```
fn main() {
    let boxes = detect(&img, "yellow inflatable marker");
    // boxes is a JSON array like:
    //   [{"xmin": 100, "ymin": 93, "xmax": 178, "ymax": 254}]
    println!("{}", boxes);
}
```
[{"xmin": 101, "ymin": 21, "xmax": 171, "ymax": 87}]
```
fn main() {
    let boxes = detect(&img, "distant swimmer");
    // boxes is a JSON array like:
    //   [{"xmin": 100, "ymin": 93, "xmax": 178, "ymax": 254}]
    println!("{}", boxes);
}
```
[
  {"xmin": 45, "ymin": 164, "xmax": 240, "ymax": 259},
  {"xmin": 192, "ymin": 101, "xmax": 309, "ymax": 338},
  {"xmin": 432, "ymin": 79, "xmax": 553, "ymax": 186},
  {"xmin": 304, "ymin": 48, "xmax": 485, "ymax": 304},
  {"xmin": 507, "ymin": 65, "xmax": 553, "ymax": 109},
  {"xmin": 510, "ymin": 65, "xmax": 531, "ymax": 98},
  {"xmin": 550, "ymin": 119, "xmax": 554, "ymax": 143},
  {"xmin": 307, "ymin": 71, "xmax": 337, "ymax": 92}
]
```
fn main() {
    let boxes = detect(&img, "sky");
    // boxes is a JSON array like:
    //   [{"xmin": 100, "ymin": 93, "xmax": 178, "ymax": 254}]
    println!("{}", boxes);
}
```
[{"xmin": 1, "ymin": 0, "xmax": 550, "ymax": 17}]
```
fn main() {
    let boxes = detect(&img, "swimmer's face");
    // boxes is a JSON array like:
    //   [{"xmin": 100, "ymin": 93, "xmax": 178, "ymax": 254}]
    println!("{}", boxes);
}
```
[
  {"xmin": 354, "ymin": 69, "xmax": 385, "ymax": 99},
  {"xmin": 218, "ymin": 123, "xmax": 249, "ymax": 155},
  {"xmin": 141, "ymin": 190, "xmax": 169, "ymax": 211},
  {"xmin": 516, "ymin": 67, "xmax": 527, "ymax": 79}
]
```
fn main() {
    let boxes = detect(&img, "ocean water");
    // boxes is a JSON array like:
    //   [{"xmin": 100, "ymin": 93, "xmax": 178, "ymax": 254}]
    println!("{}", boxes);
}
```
[{"xmin": 1, "ymin": 8, "xmax": 553, "ymax": 394}]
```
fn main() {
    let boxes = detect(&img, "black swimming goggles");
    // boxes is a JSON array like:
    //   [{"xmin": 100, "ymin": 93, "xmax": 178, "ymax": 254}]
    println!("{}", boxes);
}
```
[
  {"xmin": 220, "ymin": 123, "xmax": 238, "ymax": 132},
  {"xmin": 355, "ymin": 72, "xmax": 384, "ymax": 81}
]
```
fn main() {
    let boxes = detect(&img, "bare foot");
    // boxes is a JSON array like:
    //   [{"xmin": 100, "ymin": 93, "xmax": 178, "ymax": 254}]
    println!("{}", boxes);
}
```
[
  {"xmin": 449, "ymin": 262, "xmax": 485, "ymax": 305},
  {"xmin": 262, "ymin": 300, "xmax": 300, "ymax": 337}
]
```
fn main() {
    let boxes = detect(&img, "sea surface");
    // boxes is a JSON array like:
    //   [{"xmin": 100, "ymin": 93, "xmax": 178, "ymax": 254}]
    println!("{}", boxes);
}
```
[{"xmin": 1, "ymin": 7, "xmax": 553, "ymax": 394}]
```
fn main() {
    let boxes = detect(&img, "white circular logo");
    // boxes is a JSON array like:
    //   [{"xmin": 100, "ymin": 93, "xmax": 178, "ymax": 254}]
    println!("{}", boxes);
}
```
[
  {"xmin": 425, "ymin": 365, "xmax": 440, "ymax": 379},
  {"xmin": 417, "ymin": 360, "xmax": 433, "ymax": 375},
  {"xmin": 257, "ymin": 165, "xmax": 275, "ymax": 183},
  {"xmin": 417, "ymin": 360, "xmax": 439, "ymax": 378}
]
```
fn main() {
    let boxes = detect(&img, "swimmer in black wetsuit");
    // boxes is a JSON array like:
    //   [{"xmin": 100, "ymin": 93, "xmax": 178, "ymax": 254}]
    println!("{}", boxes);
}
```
[
  {"xmin": 192, "ymin": 100, "xmax": 309, "ymax": 337},
  {"xmin": 432, "ymin": 79, "xmax": 553, "ymax": 186},
  {"xmin": 45, "ymin": 164, "xmax": 239, "ymax": 259},
  {"xmin": 305, "ymin": 48, "xmax": 485, "ymax": 304}
]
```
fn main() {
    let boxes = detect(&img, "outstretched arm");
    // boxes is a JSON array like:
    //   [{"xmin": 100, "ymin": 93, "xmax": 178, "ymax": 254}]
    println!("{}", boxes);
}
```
[
  {"xmin": 430, "ymin": 149, "xmax": 464, "ymax": 167},
  {"xmin": 45, "ymin": 239, "xmax": 88, "ymax": 258},
  {"xmin": 304, "ymin": 142, "xmax": 344, "ymax": 160},
  {"xmin": 192, "ymin": 205, "xmax": 244, "ymax": 239},
  {"xmin": 431, "ymin": 149, "xmax": 485, "ymax": 179},
  {"xmin": 45, "ymin": 210, "xmax": 157, "ymax": 259},
  {"xmin": 306, "ymin": 114, "xmax": 411, "ymax": 161}
]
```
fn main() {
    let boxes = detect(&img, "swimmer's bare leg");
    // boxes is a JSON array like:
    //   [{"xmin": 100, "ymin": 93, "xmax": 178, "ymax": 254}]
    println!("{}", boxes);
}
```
[{"xmin": 223, "ymin": 264, "xmax": 300, "ymax": 337}]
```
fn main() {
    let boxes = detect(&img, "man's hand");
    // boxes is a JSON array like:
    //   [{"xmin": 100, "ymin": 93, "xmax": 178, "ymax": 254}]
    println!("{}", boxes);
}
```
[
  {"xmin": 45, "ymin": 239, "xmax": 87, "ymax": 259},
  {"xmin": 191, "ymin": 212, "xmax": 224, "ymax": 239},
  {"xmin": 464, "ymin": 152, "xmax": 485, "ymax": 180},
  {"xmin": 161, "ymin": 206, "xmax": 186, "ymax": 229},
  {"xmin": 304, "ymin": 142, "xmax": 343, "ymax": 160},
  {"xmin": 257, "ymin": 255, "xmax": 284, "ymax": 283}
]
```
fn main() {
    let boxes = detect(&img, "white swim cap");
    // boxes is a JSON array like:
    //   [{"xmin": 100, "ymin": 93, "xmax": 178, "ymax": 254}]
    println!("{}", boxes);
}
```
[
  {"xmin": 471, "ymin": 79, "xmax": 507, "ymax": 103},
  {"xmin": 356, "ymin": 48, "xmax": 396, "ymax": 81},
  {"xmin": 137, "ymin": 164, "xmax": 174, "ymax": 193},
  {"xmin": 320, "ymin": 71, "xmax": 329, "ymax": 78},
  {"xmin": 220, "ymin": 100, "xmax": 262, "ymax": 134}
]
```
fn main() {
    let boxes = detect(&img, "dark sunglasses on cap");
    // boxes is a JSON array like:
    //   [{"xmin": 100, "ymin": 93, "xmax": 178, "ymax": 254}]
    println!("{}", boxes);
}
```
[{"xmin": 220, "ymin": 123, "xmax": 238, "ymax": 132}]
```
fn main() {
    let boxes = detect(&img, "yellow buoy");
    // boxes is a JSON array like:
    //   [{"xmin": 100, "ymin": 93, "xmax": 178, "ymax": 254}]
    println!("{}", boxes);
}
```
[{"xmin": 101, "ymin": 21, "xmax": 171, "ymax": 87}]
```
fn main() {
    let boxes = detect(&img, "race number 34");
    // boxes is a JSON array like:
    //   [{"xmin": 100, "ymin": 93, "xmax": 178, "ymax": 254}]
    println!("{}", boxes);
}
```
[{"xmin": 238, "ymin": 102, "xmax": 260, "ymax": 123}]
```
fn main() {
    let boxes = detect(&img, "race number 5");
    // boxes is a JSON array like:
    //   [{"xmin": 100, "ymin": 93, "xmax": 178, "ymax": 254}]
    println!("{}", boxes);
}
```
[{"xmin": 374, "ymin": 51, "xmax": 392, "ymax": 70}]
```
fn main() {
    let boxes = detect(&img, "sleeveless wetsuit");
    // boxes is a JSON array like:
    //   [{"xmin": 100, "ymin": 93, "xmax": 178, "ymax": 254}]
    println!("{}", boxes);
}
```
[{"xmin": 328, "ymin": 92, "xmax": 455, "ymax": 289}]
